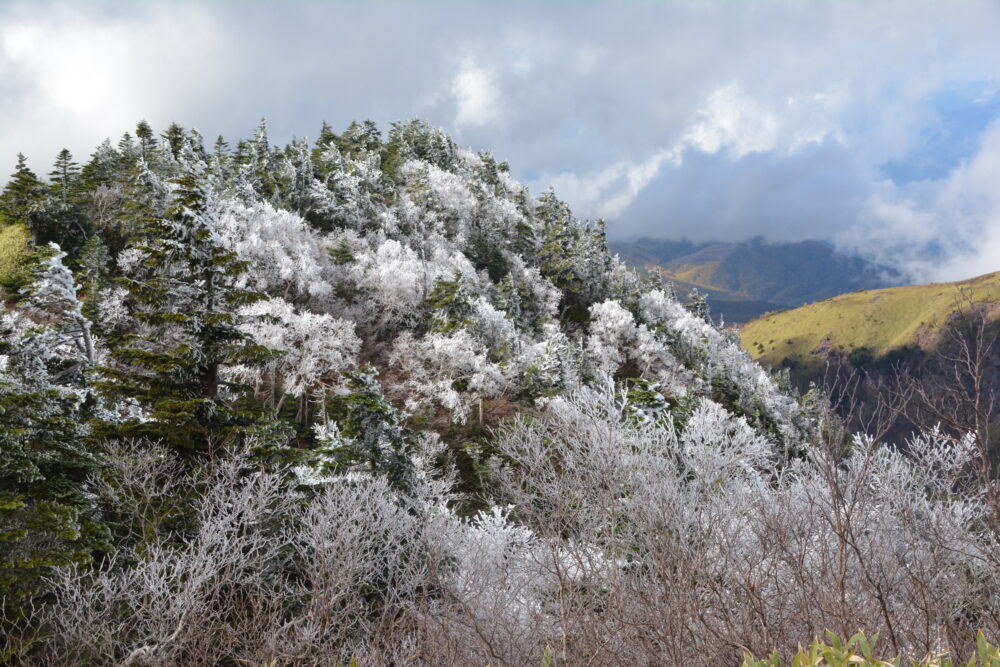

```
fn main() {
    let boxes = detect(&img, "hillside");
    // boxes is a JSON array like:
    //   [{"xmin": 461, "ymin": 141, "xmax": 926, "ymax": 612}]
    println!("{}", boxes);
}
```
[
  {"xmin": 740, "ymin": 270, "xmax": 1000, "ymax": 370},
  {"xmin": 612, "ymin": 236, "xmax": 899, "ymax": 321},
  {"xmin": 1, "ymin": 119, "xmax": 997, "ymax": 664}
]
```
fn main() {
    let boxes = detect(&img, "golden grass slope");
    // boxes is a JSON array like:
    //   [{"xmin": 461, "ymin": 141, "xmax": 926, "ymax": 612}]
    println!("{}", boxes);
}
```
[
  {"xmin": 0, "ymin": 223, "xmax": 30, "ymax": 291},
  {"xmin": 740, "ymin": 270, "xmax": 1000, "ymax": 368}
]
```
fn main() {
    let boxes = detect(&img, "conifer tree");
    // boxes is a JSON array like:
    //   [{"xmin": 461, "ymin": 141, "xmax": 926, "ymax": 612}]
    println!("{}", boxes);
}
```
[
  {"xmin": 685, "ymin": 288, "xmax": 711, "ymax": 323},
  {"xmin": 0, "ymin": 155, "xmax": 47, "ymax": 244},
  {"xmin": 25, "ymin": 243, "xmax": 96, "ymax": 365},
  {"xmin": 338, "ymin": 120, "xmax": 382, "ymax": 158},
  {"xmin": 134, "ymin": 120, "xmax": 156, "ymax": 163},
  {"xmin": 116, "ymin": 132, "xmax": 138, "ymax": 169},
  {"xmin": 161, "ymin": 122, "xmax": 186, "ymax": 161},
  {"xmin": 211, "ymin": 135, "xmax": 232, "ymax": 184},
  {"xmin": 424, "ymin": 273, "xmax": 473, "ymax": 334},
  {"xmin": 311, "ymin": 120, "xmax": 338, "ymax": 171},
  {"xmin": 0, "ymin": 316, "xmax": 107, "ymax": 625},
  {"xmin": 280, "ymin": 137, "xmax": 314, "ymax": 213},
  {"xmin": 43, "ymin": 150, "xmax": 88, "ymax": 254},
  {"xmin": 535, "ymin": 189, "xmax": 576, "ymax": 291},
  {"xmin": 78, "ymin": 139, "xmax": 123, "ymax": 192},
  {"xmin": 510, "ymin": 189, "xmax": 539, "ymax": 260},
  {"xmin": 185, "ymin": 128, "xmax": 209, "ymax": 165},
  {"xmin": 48, "ymin": 149, "xmax": 80, "ymax": 212},
  {"xmin": 107, "ymin": 158, "xmax": 168, "ymax": 257},
  {"xmin": 323, "ymin": 366, "xmax": 418, "ymax": 492},
  {"xmin": 241, "ymin": 118, "xmax": 279, "ymax": 201},
  {"xmin": 96, "ymin": 149, "xmax": 277, "ymax": 456},
  {"xmin": 76, "ymin": 235, "xmax": 116, "ymax": 334}
]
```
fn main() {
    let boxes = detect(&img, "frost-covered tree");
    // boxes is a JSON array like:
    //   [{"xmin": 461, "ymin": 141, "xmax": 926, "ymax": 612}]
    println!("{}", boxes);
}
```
[
  {"xmin": 518, "ymin": 323, "xmax": 584, "ymax": 400},
  {"xmin": 96, "ymin": 151, "xmax": 276, "ymax": 455},
  {"xmin": 215, "ymin": 199, "xmax": 333, "ymax": 304},
  {"xmin": 25, "ymin": 243, "xmax": 96, "ymax": 365},
  {"xmin": 0, "ymin": 313, "xmax": 107, "ymax": 626},
  {"xmin": 321, "ymin": 365, "xmax": 421, "ymax": 491},
  {"xmin": 309, "ymin": 148, "xmax": 389, "ymax": 233},
  {"xmin": 392, "ymin": 329, "xmax": 505, "ymax": 423},
  {"xmin": 233, "ymin": 296, "xmax": 360, "ymax": 422}
]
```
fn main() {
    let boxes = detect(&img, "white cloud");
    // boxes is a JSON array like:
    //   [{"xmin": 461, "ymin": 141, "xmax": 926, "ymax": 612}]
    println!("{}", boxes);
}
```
[
  {"xmin": 531, "ymin": 80, "xmax": 843, "ymax": 224},
  {"xmin": 2, "ymin": 0, "xmax": 1000, "ymax": 280},
  {"xmin": 538, "ymin": 148, "xmax": 678, "ymax": 221},
  {"xmin": 451, "ymin": 57, "xmax": 501, "ymax": 127},
  {"xmin": 681, "ymin": 84, "xmax": 780, "ymax": 158},
  {"xmin": 844, "ymin": 118, "xmax": 1000, "ymax": 282},
  {"xmin": 0, "ymin": 3, "xmax": 232, "ymax": 171}
]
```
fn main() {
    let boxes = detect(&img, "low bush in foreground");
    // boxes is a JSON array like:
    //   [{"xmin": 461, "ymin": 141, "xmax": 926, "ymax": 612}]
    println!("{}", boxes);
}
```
[{"xmin": 742, "ymin": 631, "xmax": 1000, "ymax": 667}]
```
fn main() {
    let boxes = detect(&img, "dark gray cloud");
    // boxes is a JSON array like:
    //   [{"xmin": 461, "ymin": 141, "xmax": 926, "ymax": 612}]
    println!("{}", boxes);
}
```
[{"xmin": 3, "ymin": 0, "xmax": 1000, "ymax": 280}]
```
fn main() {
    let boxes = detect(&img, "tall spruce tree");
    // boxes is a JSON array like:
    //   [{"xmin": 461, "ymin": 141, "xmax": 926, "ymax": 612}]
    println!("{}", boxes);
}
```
[
  {"xmin": 95, "ymin": 148, "xmax": 277, "ymax": 456},
  {"xmin": 161, "ymin": 122, "xmax": 186, "ymax": 162},
  {"xmin": 134, "ymin": 120, "xmax": 156, "ymax": 164},
  {"xmin": 43, "ymin": 149, "xmax": 88, "ymax": 255},
  {"xmin": 48, "ymin": 149, "xmax": 80, "ymax": 212},
  {"xmin": 0, "ymin": 315, "xmax": 107, "ymax": 625},
  {"xmin": 0, "ymin": 155, "xmax": 47, "ymax": 244}
]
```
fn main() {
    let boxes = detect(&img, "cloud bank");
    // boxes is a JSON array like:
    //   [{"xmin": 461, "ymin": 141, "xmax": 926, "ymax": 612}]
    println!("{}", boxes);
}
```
[{"xmin": 2, "ymin": 0, "xmax": 1000, "ymax": 281}]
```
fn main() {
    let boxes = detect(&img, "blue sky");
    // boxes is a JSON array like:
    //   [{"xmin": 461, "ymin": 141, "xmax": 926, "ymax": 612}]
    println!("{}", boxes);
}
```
[{"xmin": 2, "ymin": 0, "xmax": 1000, "ymax": 281}]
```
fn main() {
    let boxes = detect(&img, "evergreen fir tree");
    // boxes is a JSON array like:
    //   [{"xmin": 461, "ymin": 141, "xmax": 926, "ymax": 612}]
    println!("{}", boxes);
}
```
[
  {"xmin": 280, "ymin": 137, "xmax": 314, "ymax": 214},
  {"xmin": 323, "ymin": 366, "xmax": 418, "ymax": 492},
  {"xmin": 244, "ymin": 118, "xmax": 279, "ymax": 201},
  {"xmin": 0, "ymin": 155, "xmax": 47, "ymax": 244},
  {"xmin": 338, "ymin": 120, "xmax": 382, "ymax": 158},
  {"xmin": 108, "ymin": 158, "xmax": 168, "ymax": 257},
  {"xmin": 211, "ymin": 135, "xmax": 232, "ymax": 184},
  {"xmin": 43, "ymin": 150, "xmax": 88, "ymax": 254},
  {"xmin": 134, "ymin": 120, "xmax": 156, "ymax": 163},
  {"xmin": 424, "ymin": 273, "xmax": 473, "ymax": 334},
  {"xmin": 78, "ymin": 139, "xmax": 123, "ymax": 193},
  {"xmin": 0, "ymin": 318, "xmax": 108, "ymax": 625},
  {"xmin": 535, "ymin": 189, "xmax": 576, "ymax": 292},
  {"xmin": 48, "ymin": 149, "xmax": 80, "ymax": 212},
  {"xmin": 161, "ymin": 122, "xmax": 186, "ymax": 161},
  {"xmin": 116, "ymin": 132, "xmax": 139, "ymax": 170},
  {"xmin": 76, "ymin": 235, "xmax": 115, "ymax": 334},
  {"xmin": 95, "ymin": 149, "xmax": 277, "ymax": 457},
  {"xmin": 685, "ymin": 288, "xmax": 711, "ymax": 323},
  {"xmin": 185, "ymin": 128, "xmax": 209, "ymax": 165},
  {"xmin": 24, "ymin": 243, "xmax": 96, "ymax": 366}
]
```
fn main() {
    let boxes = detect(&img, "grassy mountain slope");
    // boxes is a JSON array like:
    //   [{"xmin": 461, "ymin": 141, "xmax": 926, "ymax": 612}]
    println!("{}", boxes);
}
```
[{"xmin": 740, "ymin": 270, "xmax": 1000, "ymax": 369}]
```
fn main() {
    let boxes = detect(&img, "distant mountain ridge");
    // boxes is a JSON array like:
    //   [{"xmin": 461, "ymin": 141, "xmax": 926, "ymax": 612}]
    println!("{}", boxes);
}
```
[{"xmin": 611, "ymin": 236, "xmax": 901, "ymax": 322}]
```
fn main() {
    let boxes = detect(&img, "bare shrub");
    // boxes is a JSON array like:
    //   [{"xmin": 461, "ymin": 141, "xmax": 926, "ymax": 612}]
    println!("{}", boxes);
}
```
[
  {"xmin": 460, "ymin": 382, "xmax": 1000, "ymax": 665},
  {"xmin": 35, "ymin": 445, "xmax": 441, "ymax": 665},
  {"xmin": 41, "ymin": 445, "xmax": 294, "ymax": 665},
  {"xmin": 25, "ymin": 386, "xmax": 1000, "ymax": 665},
  {"xmin": 272, "ymin": 477, "xmax": 430, "ymax": 664}
]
